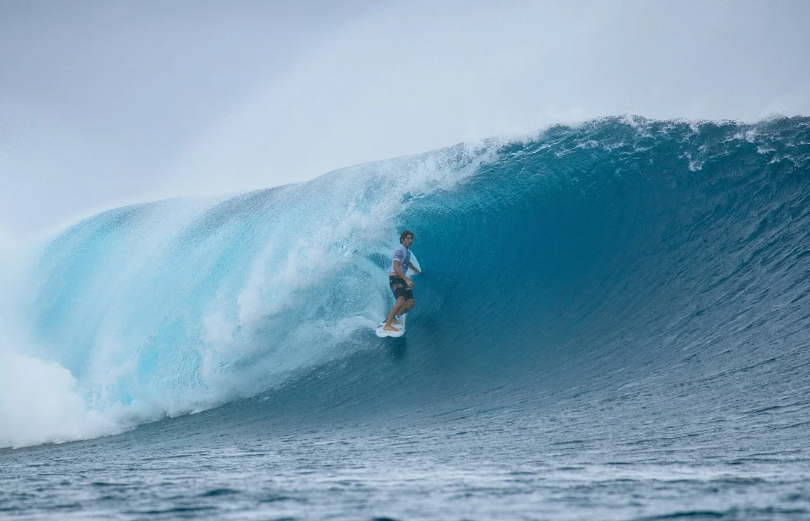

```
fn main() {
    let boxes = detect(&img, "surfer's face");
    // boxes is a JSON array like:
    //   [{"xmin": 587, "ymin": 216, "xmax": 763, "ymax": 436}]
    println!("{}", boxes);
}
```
[{"xmin": 402, "ymin": 235, "xmax": 413, "ymax": 248}]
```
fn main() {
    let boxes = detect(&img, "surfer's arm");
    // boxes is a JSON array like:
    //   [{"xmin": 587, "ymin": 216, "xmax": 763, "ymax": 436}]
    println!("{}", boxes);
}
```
[{"xmin": 393, "ymin": 260, "xmax": 413, "ymax": 287}]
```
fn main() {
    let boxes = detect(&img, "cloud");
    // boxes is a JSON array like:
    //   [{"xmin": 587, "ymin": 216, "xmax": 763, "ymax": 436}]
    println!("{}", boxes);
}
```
[
  {"xmin": 162, "ymin": 0, "xmax": 810, "ymax": 197},
  {"xmin": 2, "ymin": 0, "xmax": 809, "ymax": 235}
]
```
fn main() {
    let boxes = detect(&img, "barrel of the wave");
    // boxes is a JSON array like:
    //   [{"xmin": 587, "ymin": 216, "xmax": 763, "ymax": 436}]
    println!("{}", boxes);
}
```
[{"xmin": 375, "ymin": 252, "xmax": 422, "ymax": 338}]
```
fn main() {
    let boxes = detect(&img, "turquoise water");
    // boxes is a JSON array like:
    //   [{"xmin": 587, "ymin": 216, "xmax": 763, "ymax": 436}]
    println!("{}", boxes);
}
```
[{"xmin": 2, "ymin": 117, "xmax": 810, "ymax": 519}]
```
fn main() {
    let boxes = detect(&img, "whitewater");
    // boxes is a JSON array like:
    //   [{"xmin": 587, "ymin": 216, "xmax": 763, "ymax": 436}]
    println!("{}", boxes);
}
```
[{"xmin": 2, "ymin": 116, "xmax": 810, "ymax": 520}]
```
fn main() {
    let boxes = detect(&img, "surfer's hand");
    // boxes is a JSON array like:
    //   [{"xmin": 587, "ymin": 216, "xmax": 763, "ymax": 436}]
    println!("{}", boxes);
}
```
[{"xmin": 406, "ymin": 279, "xmax": 414, "ymax": 288}]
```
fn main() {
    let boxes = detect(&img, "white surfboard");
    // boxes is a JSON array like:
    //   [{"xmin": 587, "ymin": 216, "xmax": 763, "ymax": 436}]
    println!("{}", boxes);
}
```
[
  {"xmin": 409, "ymin": 252, "xmax": 422, "ymax": 275},
  {"xmin": 375, "ymin": 314, "xmax": 406, "ymax": 338}
]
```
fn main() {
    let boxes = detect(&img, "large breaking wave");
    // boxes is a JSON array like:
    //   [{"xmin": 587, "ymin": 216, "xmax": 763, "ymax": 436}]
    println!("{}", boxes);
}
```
[{"xmin": 2, "ymin": 116, "xmax": 809, "ymax": 448}]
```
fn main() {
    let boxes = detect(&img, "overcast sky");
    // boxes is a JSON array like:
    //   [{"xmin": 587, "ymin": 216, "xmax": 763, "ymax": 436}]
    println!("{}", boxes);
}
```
[{"xmin": 1, "ymin": 0, "xmax": 809, "ymax": 238}]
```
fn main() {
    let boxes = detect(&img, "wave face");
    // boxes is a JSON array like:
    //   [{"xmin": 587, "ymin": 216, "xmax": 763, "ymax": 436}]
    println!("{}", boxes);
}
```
[{"xmin": 6, "ymin": 116, "xmax": 810, "ymax": 447}]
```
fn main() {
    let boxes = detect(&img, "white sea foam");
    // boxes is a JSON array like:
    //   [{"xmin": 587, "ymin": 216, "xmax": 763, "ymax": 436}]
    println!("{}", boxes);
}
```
[
  {"xmin": 2, "ymin": 137, "xmax": 503, "ymax": 448},
  {"xmin": 0, "ymin": 238, "xmax": 119, "ymax": 448},
  {"xmin": 0, "ymin": 351, "xmax": 118, "ymax": 448}
]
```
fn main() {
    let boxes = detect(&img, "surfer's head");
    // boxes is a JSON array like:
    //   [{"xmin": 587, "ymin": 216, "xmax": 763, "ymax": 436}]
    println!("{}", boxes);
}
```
[{"xmin": 400, "ymin": 230, "xmax": 414, "ymax": 246}]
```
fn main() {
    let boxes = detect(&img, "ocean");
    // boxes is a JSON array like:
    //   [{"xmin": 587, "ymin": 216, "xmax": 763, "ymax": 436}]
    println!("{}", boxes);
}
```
[{"xmin": 2, "ymin": 116, "xmax": 810, "ymax": 520}]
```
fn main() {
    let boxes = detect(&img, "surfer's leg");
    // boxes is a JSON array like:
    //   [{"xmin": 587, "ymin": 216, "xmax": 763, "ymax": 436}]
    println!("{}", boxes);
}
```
[
  {"xmin": 395, "ymin": 286, "xmax": 416, "ymax": 318},
  {"xmin": 384, "ymin": 297, "xmax": 407, "ymax": 331},
  {"xmin": 399, "ymin": 298, "xmax": 416, "ymax": 315}
]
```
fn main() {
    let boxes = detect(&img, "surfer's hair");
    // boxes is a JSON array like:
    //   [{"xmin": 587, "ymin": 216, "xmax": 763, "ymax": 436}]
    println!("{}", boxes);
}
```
[{"xmin": 400, "ymin": 230, "xmax": 414, "ymax": 244}]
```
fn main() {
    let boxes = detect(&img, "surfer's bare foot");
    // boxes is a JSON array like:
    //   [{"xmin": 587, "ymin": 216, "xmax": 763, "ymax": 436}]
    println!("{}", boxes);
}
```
[
  {"xmin": 392, "ymin": 318, "xmax": 401, "ymax": 325},
  {"xmin": 383, "ymin": 324, "xmax": 399, "ymax": 332}
]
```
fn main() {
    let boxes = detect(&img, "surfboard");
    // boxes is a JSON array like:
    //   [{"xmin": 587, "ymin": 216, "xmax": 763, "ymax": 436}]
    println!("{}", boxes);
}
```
[
  {"xmin": 375, "ymin": 313, "xmax": 406, "ymax": 337},
  {"xmin": 409, "ymin": 252, "xmax": 422, "ymax": 275}
]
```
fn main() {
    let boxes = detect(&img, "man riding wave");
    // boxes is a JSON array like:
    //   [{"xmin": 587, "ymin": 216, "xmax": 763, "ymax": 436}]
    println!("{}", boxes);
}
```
[{"xmin": 382, "ymin": 230, "xmax": 420, "ymax": 333}]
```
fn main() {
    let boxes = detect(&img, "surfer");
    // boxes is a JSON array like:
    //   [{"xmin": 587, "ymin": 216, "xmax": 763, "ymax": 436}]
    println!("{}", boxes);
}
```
[{"xmin": 382, "ymin": 230, "xmax": 420, "ymax": 332}]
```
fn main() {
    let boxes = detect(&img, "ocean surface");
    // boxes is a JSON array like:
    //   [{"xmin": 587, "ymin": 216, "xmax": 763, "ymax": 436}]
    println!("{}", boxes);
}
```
[{"xmin": 2, "ymin": 116, "xmax": 810, "ymax": 520}]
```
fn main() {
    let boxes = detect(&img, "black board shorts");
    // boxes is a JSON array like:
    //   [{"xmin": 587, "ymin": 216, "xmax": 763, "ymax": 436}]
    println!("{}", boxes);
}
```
[{"xmin": 389, "ymin": 275, "xmax": 414, "ymax": 301}]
